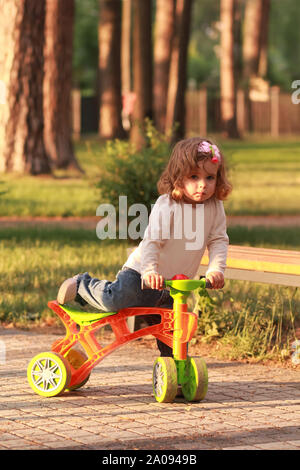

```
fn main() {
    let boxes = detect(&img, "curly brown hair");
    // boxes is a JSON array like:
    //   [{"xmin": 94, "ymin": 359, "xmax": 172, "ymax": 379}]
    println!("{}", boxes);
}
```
[{"xmin": 157, "ymin": 137, "xmax": 232, "ymax": 201}]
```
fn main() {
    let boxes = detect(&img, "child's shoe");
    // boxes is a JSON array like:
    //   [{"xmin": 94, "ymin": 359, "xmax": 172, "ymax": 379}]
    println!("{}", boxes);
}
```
[{"xmin": 57, "ymin": 275, "xmax": 79, "ymax": 305}]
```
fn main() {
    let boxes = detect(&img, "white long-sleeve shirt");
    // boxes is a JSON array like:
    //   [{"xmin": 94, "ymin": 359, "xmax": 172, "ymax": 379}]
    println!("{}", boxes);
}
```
[{"xmin": 123, "ymin": 194, "xmax": 229, "ymax": 280}]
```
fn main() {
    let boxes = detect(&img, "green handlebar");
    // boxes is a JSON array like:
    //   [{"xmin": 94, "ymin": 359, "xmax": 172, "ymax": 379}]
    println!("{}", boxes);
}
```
[{"xmin": 165, "ymin": 278, "xmax": 211, "ymax": 292}]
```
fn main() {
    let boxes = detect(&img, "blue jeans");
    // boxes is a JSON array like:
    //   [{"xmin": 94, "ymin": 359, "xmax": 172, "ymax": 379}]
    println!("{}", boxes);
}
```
[{"xmin": 76, "ymin": 267, "xmax": 173, "ymax": 356}]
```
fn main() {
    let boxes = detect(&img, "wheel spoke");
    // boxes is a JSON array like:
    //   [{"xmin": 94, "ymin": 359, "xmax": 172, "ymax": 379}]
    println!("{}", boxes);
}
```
[
  {"xmin": 36, "ymin": 360, "xmax": 44, "ymax": 372},
  {"xmin": 49, "ymin": 377, "xmax": 57, "ymax": 389},
  {"xmin": 51, "ymin": 372, "xmax": 61, "ymax": 380},
  {"xmin": 33, "ymin": 369, "xmax": 43, "ymax": 377},
  {"xmin": 35, "ymin": 376, "xmax": 43, "ymax": 386}
]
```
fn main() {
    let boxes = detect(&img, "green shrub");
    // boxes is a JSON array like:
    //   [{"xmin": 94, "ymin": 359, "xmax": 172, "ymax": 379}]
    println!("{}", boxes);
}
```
[{"xmin": 97, "ymin": 120, "xmax": 171, "ymax": 215}]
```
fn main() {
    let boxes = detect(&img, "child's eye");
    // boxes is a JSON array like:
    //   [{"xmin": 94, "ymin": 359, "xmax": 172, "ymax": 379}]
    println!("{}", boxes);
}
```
[
  {"xmin": 207, "ymin": 175, "xmax": 215, "ymax": 181},
  {"xmin": 190, "ymin": 175, "xmax": 198, "ymax": 180}
]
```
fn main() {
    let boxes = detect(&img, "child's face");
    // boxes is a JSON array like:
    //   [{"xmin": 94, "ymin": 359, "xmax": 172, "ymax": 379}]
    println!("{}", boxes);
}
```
[{"xmin": 181, "ymin": 160, "xmax": 218, "ymax": 203}]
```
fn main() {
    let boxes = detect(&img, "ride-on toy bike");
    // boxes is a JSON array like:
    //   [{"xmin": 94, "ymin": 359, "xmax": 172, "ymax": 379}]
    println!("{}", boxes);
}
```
[{"xmin": 27, "ymin": 277, "xmax": 211, "ymax": 403}]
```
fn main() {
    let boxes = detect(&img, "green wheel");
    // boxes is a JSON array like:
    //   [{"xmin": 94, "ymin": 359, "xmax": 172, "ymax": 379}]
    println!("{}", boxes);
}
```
[
  {"xmin": 182, "ymin": 357, "xmax": 208, "ymax": 402},
  {"xmin": 27, "ymin": 352, "xmax": 71, "ymax": 397},
  {"xmin": 64, "ymin": 348, "xmax": 90, "ymax": 391},
  {"xmin": 152, "ymin": 357, "xmax": 178, "ymax": 403}
]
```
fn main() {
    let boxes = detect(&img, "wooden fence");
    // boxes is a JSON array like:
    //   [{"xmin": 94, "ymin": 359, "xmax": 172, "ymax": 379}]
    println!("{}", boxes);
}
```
[
  {"xmin": 72, "ymin": 86, "xmax": 300, "ymax": 137},
  {"xmin": 185, "ymin": 87, "xmax": 300, "ymax": 136}
]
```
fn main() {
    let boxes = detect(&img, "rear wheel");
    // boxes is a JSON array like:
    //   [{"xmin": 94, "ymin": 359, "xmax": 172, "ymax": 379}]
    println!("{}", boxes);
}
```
[
  {"xmin": 27, "ymin": 352, "xmax": 71, "ymax": 397},
  {"xmin": 64, "ymin": 348, "xmax": 90, "ymax": 391}
]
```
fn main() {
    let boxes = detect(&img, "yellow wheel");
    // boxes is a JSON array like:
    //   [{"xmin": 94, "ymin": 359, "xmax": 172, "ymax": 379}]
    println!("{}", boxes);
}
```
[
  {"xmin": 152, "ymin": 357, "xmax": 178, "ymax": 403},
  {"xmin": 181, "ymin": 357, "xmax": 208, "ymax": 402},
  {"xmin": 64, "ymin": 348, "xmax": 90, "ymax": 391},
  {"xmin": 27, "ymin": 352, "xmax": 71, "ymax": 397}
]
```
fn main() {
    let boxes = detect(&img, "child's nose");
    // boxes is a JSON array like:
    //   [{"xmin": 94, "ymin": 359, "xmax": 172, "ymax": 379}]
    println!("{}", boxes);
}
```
[{"xmin": 198, "ymin": 179, "xmax": 206, "ymax": 188}]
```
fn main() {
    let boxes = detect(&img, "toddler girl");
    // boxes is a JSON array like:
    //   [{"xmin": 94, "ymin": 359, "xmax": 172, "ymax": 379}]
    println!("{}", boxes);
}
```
[{"xmin": 57, "ymin": 137, "xmax": 232, "ymax": 356}]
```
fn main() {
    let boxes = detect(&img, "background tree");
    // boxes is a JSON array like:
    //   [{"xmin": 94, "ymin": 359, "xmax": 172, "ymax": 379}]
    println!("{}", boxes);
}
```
[
  {"xmin": 267, "ymin": 0, "xmax": 300, "ymax": 89},
  {"xmin": 120, "ymin": 0, "xmax": 132, "ymax": 132},
  {"xmin": 43, "ymin": 0, "xmax": 81, "ymax": 170},
  {"xmin": 153, "ymin": 0, "xmax": 175, "ymax": 133},
  {"xmin": 130, "ymin": 0, "xmax": 153, "ymax": 147},
  {"xmin": 219, "ymin": 0, "xmax": 240, "ymax": 138},
  {"xmin": 98, "ymin": 0, "xmax": 124, "ymax": 139},
  {"xmin": 121, "ymin": 0, "xmax": 132, "ymax": 97},
  {"xmin": 0, "ymin": 0, "xmax": 50, "ymax": 174},
  {"xmin": 243, "ymin": 0, "xmax": 270, "ymax": 81},
  {"xmin": 165, "ymin": 0, "xmax": 193, "ymax": 141}
]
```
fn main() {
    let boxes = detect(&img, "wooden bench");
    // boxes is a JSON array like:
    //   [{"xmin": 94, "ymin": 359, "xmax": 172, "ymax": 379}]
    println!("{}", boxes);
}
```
[
  {"xmin": 126, "ymin": 244, "xmax": 300, "ymax": 332},
  {"xmin": 197, "ymin": 245, "xmax": 300, "ymax": 287}
]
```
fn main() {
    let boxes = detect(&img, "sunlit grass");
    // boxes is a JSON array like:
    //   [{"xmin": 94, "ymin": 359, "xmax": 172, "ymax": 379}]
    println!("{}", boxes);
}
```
[
  {"xmin": 195, "ymin": 279, "xmax": 299, "ymax": 363},
  {"xmin": 227, "ymin": 225, "xmax": 300, "ymax": 250},
  {"xmin": 0, "ymin": 136, "xmax": 299, "ymax": 216},
  {"xmin": 0, "ymin": 137, "xmax": 105, "ymax": 217},
  {"xmin": 0, "ymin": 226, "xmax": 129, "ymax": 324},
  {"xmin": 221, "ymin": 139, "xmax": 300, "ymax": 215}
]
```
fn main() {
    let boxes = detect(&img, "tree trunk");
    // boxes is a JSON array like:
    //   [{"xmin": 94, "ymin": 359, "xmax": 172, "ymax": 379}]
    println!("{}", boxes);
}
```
[
  {"xmin": 44, "ymin": 0, "xmax": 81, "ymax": 171},
  {"xmin": 0, "ymin": 0, "xmax": 50, "ymax": 174},
  {"xmin": 243, "ymin": 0, "xmax": 270, "ymax": 80},
  {"xmin": 98, "ymin": 0, "xmax": 124, "ymax": 139},
  {"xmin": 242, "ymin": 0, "xmax": 270, "ymax": 132},
  {"xmin": 121, "ymin": 0, "xmax": 132, "ymax": 96},
  {"xmin": 220, "ymin": 0, "xmax": 240, "ymax": 138},
  {"xmin": 121, "ymin": 0, "xmax": 132, "ymax": 132},
  {"xmin": 130, "ymin": 0, "xmax": 153, "ymax": 148},
  {"xmin": 165, "ymin": 0, "xmax": 193, "ymax": 142},
  {"xmin": 153, "ymin": 0, "xmax": 176, "ymax": 133},
  {"xmin": 258, "ymin": 0, "xmax": 270, "ymax": 78}
]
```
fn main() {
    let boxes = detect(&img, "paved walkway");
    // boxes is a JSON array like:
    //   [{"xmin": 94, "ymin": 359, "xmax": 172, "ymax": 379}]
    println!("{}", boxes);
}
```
[
  {"xmin": 1, "ymin": 214, "xmax": 300, "ymax": 229},
  {"xmin": 0, "ymin": 327, "xmax": 299, "ymax": 450}
]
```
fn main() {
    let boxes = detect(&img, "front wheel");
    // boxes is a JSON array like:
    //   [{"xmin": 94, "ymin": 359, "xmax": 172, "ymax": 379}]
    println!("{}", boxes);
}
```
[
  {"xmin": 181, "ymin": 357, "xmax": 208, "ymax": 402},
  {"xmin": 152, "ymin": 357, "xmax": 178, "ymax": 403}
]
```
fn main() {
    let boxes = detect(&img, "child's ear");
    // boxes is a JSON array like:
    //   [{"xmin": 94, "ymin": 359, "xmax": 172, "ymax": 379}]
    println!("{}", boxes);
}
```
[{"xmin": 171, "ymin": 187, "xmax": 183, "ymax": 201}]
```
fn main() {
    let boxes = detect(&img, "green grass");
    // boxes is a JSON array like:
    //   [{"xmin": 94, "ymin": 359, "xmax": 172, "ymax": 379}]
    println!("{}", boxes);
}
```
[
  {"xmin": 0, "ymin": 175, "xmax": 100, "ymax": 217},
  {"xmin": 220, "ymin": 138, "xmax": 300, "ymax": 215},
  {"xmin": 194, "ymin": 279, "xmax": 299, "ymax": 363},
  {"xmin": 0, "ymin": 226, "xmax": 129, "ymax": 324},
  {"xmin": 0, "ymin": 138, "xmax": 105, "ymax": 217},
  {"xmin": 0, "ymin": 225, "xmax": 299, "ymax": 365},
  {"xmin": 0, "ymin": 136, "xmax": 299, "ymax": 217},
  {"xmin": 227, "ymin": 225, "xmax": 300, "ymax": 250}
]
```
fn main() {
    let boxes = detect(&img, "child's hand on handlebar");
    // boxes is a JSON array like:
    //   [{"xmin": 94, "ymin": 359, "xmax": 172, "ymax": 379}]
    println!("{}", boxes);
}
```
[
  {"xmin": 206, "ymin": 271, "xmax": 224, "ymax": 289},
  {"xmin": 142, "ymin": 272, "xmax": 165, "ymax": 290}
]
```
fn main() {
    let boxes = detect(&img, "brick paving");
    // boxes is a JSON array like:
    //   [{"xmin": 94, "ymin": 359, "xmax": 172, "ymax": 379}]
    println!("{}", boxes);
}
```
[{"xmin": 0, "ymin": 327, "xmax": 299, "ymax": 450}]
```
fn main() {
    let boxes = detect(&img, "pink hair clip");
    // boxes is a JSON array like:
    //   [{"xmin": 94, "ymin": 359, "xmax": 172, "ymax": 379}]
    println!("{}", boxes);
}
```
[{"xmin": 197, "ymin": 141, "xmax": 221, "ymax": 164}]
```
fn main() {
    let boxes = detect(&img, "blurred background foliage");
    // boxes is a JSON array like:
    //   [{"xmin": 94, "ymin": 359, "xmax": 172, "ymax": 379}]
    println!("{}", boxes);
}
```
[{"xmin": 73, "ymin": 0, "xmax": 300, "ymax": 94}]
